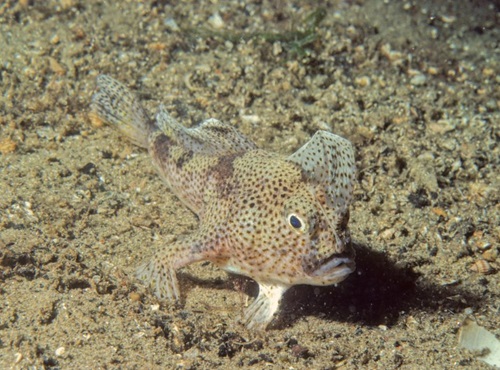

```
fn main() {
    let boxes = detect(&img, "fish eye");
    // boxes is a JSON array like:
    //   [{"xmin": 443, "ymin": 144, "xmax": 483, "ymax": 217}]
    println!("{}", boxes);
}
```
[{"xmin": 287, "ymin": 213, "xmax": 307, "ymax": 233}]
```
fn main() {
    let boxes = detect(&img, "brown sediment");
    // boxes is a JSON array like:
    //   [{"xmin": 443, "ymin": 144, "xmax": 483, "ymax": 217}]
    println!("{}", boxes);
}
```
[{"xmin": 0, "ymin": 0, "xmax": 498, "ymax": 369}]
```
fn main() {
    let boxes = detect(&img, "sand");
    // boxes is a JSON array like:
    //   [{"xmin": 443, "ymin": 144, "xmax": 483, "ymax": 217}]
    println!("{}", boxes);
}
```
[{"xmin": 1, "ymin": 0, "xmax": 499, "ymax": 368}]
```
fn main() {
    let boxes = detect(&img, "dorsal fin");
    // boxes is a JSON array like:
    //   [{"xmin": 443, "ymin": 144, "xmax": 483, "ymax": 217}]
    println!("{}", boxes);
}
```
[
  {"xmin": 287, "ymin": 131, "xmax": 356, "ymax": 212},
  {"xmin": 156, "ymin": 105, "xmax": 257, "ymax": 156}
]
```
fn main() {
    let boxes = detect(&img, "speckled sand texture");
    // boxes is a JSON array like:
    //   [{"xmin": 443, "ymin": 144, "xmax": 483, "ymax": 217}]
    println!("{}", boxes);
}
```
[{"xmin": 1, "ymin": 1, "xmax": 499, "ymax": 368}]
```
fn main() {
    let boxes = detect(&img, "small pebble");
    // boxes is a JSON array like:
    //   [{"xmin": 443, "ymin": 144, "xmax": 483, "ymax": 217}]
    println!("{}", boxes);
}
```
[
  {"xmin": 440, "ymin": 15, "xmax": 456, "ymax": 24},
  {"xmin": 355, "ymin": 76, "xmax": 371, "ymax": 88},
  {"xmin": 129, "ymin": 292, "xmax": 141, "ymax": 302},
  {"xmin": 380, "ymin": 228, "xmax": 395, "ymax": 240},
  {"xmin": 50, "ymin": 34, "xmax": 60, "ymax": 44},
  {"xmin": 55, "ymin": 347, "xmax": 65, "ymax": 357},
  {"xmin": 431, "ymin": 207, "xmax": 448, "ymax": 218},
  {"xmin": 14, "ymin": 353, "xmax": 23, "ymax": 364},
  {"xmin": 240, "ymin": 114, "xmax": 261, "ymax": 125},
  {"xmin": 410, "ymin": 74, "xmax": 426, "ymax": 86},
  {"xmin": 88, "ymin": 112, "xmax": 105, "ymax": 128},
  {"xmin": 0, "ymin": 138, "xmax": 17, "ymax": 154},
  {"xmin": 482, "ymin": 67, "xmax": 494, "ymax": 77},
  {"xmin": 208, "ymin": 12, "xmax": 224, "ymax": 29},
  {"xmin": 164, "ymin": 18, "xmax": 180, "ymax": 32},
  {"xmin": 427, "ymin": 66, "xmax": 439, "ymax": 75},
  {"xmin": 482, "ymin": 249, "xmax": 498, "ymax": 262},
  {"xmin": 48, "ymin": 57, "xmax": 66, "ymax": 76},
  {"xmin": 406, "ymin": 316, "xmax": 419, "ymax": 327},
  {"xmin": 272, "ymin": 42, "xmax": 283, "ymax": 56}
]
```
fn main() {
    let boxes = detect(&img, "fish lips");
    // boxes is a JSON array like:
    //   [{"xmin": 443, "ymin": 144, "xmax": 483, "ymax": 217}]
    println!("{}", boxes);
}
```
[
  {"xmin": 308, "ymin": 256, "xmax": 355, "ymax": 280},
  {"xmin": 303, "ymin": 247, "xmax": 356, "ymax": 284}
]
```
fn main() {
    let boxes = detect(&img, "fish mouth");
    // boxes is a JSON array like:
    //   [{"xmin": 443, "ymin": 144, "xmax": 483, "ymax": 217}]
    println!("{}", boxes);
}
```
[{"xmin": 308, "ymin": 257, "xmax": 355, "ymax": 280}]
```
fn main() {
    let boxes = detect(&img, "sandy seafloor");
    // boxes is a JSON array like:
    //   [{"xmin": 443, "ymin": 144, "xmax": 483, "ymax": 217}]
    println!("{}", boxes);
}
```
[{"xmin": 1, "ymin": 0, "xmax": 499, "ymax": 369}]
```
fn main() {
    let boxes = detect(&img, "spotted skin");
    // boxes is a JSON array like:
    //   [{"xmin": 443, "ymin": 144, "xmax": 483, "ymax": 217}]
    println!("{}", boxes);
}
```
[{"xmin": 91, "ymin": 75, "xmax": 356, "ymax": 329}]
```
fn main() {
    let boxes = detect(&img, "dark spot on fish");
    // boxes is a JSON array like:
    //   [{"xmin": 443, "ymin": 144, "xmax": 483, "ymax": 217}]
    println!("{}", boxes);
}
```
[
  {"xmin": 209, "ymin": 154, "xmax": 241, "ymax": 199},
  {"xmin": 190, "ymin": 241, "xmax": 203, "ymax": 255},
  {"xmin": 295, "ymin": 163, "xmax": 311, "ymax": 184},
  {"xmin": 176, "ymin": 150, "xmax": 194, "ymax": 169},
  {"xmin": 151, "ymin": 133, "xmax": 172, "ymax": 163},
  {"xmin": 206, "ymin": 124, "xmax": 231, "ymax": 134},
  {"xmin": 211, "ymin": 154, "xmax": 239, "ymax": 182}
]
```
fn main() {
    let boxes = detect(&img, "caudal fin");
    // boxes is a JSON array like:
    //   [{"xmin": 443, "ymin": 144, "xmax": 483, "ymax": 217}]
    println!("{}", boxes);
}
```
[{"xmin": 90, "ymin": 75, "xmax": 155, "ymax": 148}]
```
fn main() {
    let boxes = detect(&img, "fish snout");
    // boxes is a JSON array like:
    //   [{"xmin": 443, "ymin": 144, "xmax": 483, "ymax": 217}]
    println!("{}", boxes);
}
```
[{"xmin": 303, "ymin": 242, "xmax": 356, "ymax": 284}]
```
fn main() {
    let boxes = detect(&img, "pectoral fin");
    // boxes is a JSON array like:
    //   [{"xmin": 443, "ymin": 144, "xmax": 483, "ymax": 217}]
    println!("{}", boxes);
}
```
[
  {"xmin": 244, "ymin": 282, "xmax": 288, "ymax": 330},
  {"xmin": 136, "ymin": 232, "xmax": 223, "ymax": 301}
]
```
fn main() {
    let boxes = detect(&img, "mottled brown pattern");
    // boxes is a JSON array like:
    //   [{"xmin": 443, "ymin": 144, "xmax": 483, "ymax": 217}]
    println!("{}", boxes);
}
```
[
  {"xmin": 210, "ymin": 153, "xmax": 238, "ymax": 183},
  {"xmin": 150, "ymin": 132, "xmax": 171, "ymax": 165},
  {"xmin": 91, "ymin": 75, "xmax": 356, "ymax": 329},
  {"xmin": 175, "ymin": 149, "xmax": 194, "ymax": 169}
]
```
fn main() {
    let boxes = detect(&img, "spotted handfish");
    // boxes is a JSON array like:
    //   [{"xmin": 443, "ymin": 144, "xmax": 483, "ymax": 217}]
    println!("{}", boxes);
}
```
[{"xmin": 90, "ymin": 75, "xmax": 356, "ymax": 329}]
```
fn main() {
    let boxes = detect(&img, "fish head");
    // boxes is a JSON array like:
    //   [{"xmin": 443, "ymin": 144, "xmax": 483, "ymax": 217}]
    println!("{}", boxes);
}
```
[{"xmin": 281, "ymin": 185, "xmax": 355, "ymax": 286}]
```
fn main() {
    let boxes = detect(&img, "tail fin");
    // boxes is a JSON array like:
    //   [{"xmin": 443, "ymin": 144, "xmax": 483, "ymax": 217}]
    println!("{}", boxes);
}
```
[{"xmin": 90, "ymin": 75, "xmax": 156, "ymax": 148}]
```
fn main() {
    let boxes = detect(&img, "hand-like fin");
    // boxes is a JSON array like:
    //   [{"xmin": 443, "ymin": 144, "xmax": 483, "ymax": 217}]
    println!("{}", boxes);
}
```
[
  {"xmin": 244, "ymin": 282, "xmax": 288, "ymax": 330},
  {"xmin": 287, "ymin": 131, "xmax": 356, "ymax": 212},
  {"xmin": 136, "ymin": 233, "xmax": 222, "ymax": 302}
]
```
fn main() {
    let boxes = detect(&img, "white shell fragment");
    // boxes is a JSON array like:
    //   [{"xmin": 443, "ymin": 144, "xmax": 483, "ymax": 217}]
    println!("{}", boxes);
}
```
[
  {"xmin": 55, "ymin": 347, "xmax": 66, "ymax": 357},
  {"xmin": 458, "ymin": 317, "xmax": 500, "ymax": 368}
]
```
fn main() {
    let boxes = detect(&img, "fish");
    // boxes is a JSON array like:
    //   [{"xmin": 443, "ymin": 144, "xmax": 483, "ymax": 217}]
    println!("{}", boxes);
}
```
[{"xmin": 90, "ymin": 75, "xmax": 356, "ymax": 329}]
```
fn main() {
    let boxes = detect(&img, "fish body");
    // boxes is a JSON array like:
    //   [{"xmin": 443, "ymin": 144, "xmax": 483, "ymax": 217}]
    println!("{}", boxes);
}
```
[{"xmin": 91, "ymin": 75, "xmax": 356, "ymax": 329}]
